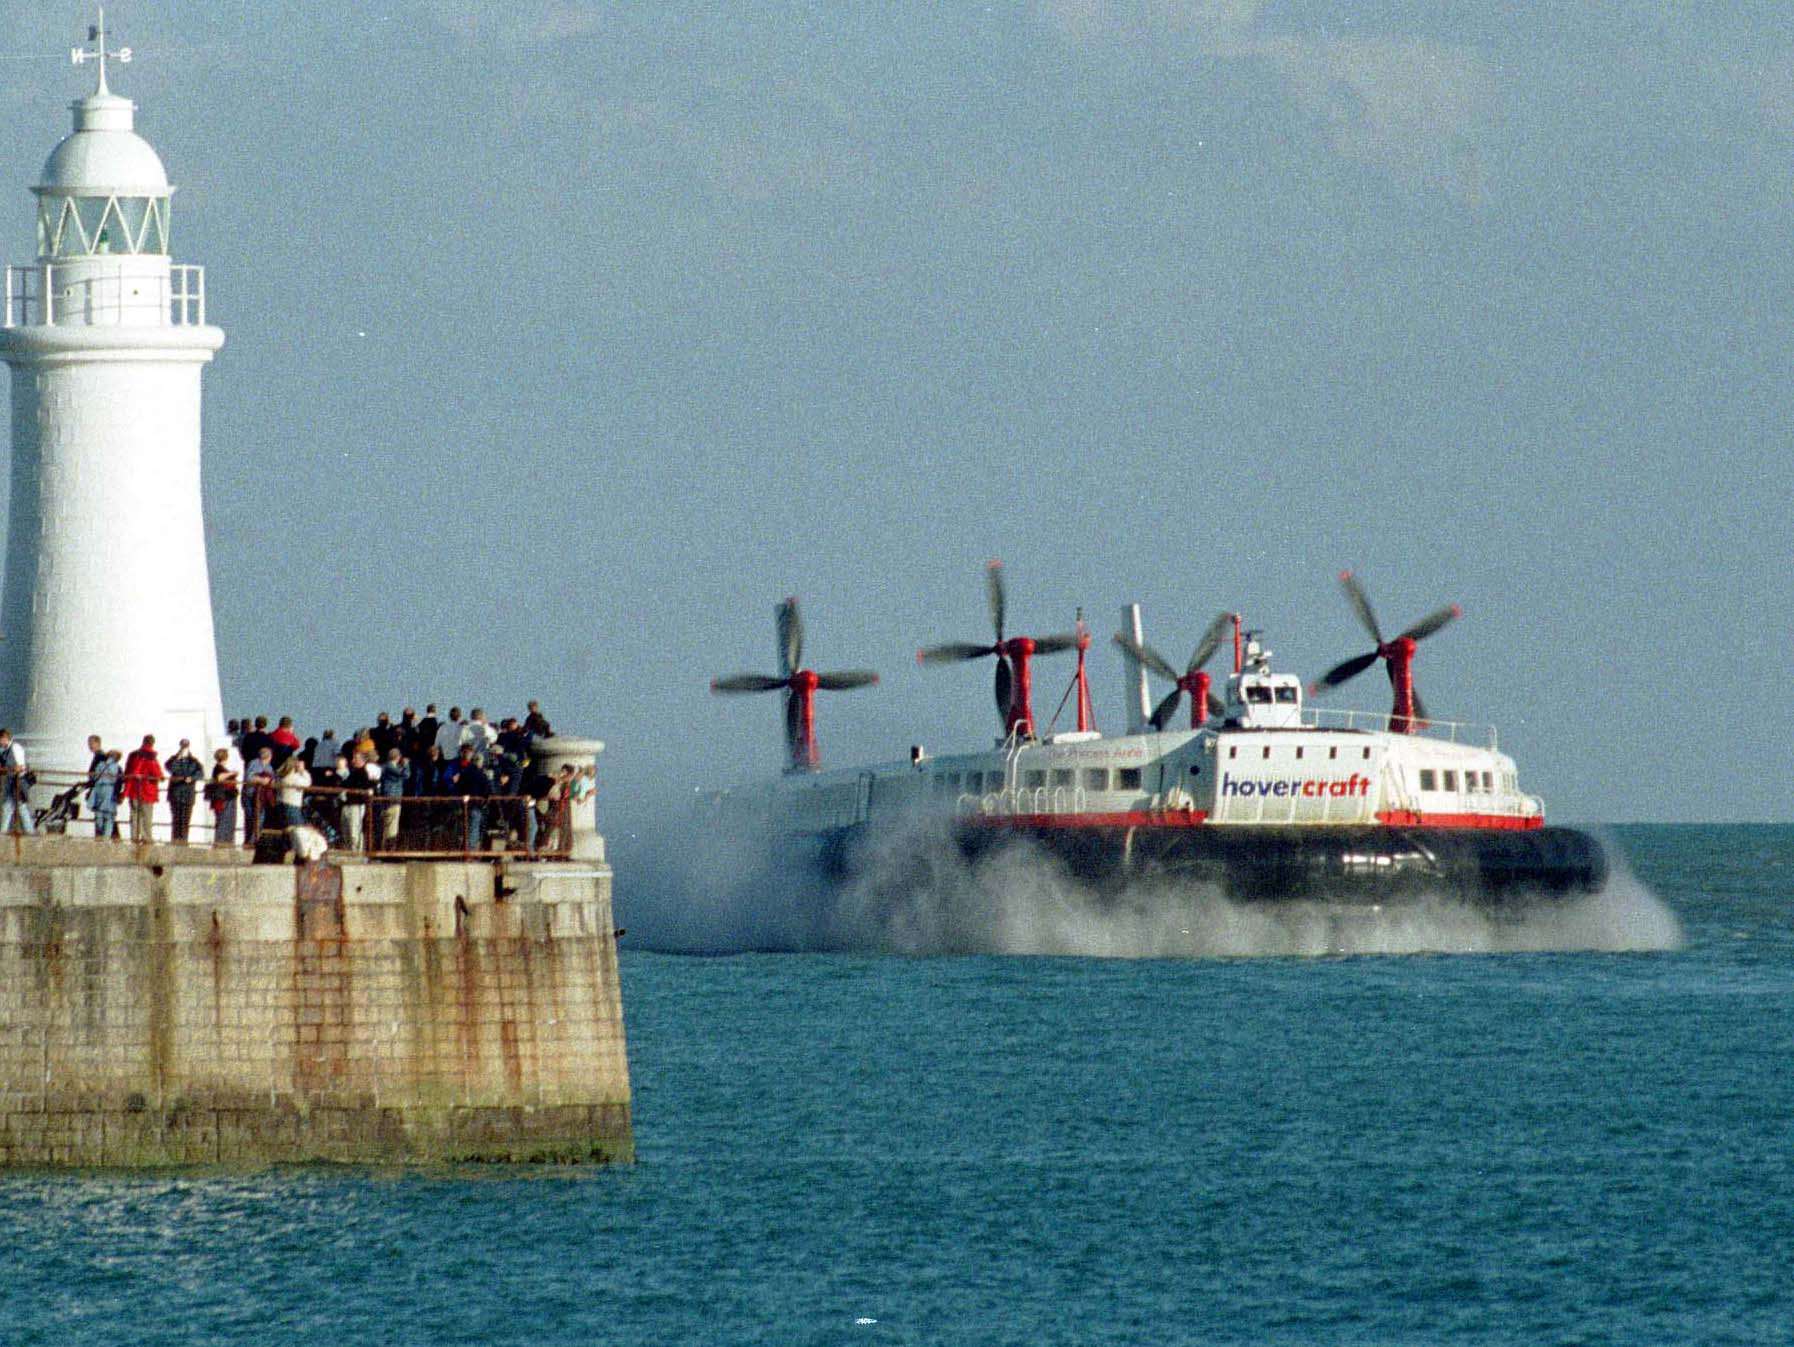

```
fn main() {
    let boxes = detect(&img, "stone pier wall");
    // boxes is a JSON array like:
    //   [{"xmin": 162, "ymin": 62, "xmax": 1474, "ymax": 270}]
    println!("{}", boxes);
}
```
[{"xmin": 0, "ymin": 839, "xmax": 631, "ymax": 1166}]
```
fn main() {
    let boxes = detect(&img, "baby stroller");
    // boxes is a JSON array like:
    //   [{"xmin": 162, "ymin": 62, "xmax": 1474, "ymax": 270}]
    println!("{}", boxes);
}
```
[{"xmin": 34, "ymin": 784, "xmax": 81, "ymax": 834}]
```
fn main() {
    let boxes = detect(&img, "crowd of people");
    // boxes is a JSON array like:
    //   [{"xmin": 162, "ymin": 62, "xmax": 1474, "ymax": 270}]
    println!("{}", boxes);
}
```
[{"xmin": 0, "ymin": 700, "xmax": 594, "ymax": 856}]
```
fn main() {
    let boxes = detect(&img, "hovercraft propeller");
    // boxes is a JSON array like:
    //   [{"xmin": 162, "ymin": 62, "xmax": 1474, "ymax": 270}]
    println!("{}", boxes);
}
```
[
  {"xmin": 917, "ymin": 560, "xmax": 1077, "ymax": 739},
  {"xmin": 1113, "ymin": 611, "xmax": 1233, "ymax": 731},
  {"xmin": 1309, "ymin": 572, "xmax": 1460, "ymax": 734},
  {"xmin": 711, "ymin": 597, "xmax": 879, "ymax": 771}
]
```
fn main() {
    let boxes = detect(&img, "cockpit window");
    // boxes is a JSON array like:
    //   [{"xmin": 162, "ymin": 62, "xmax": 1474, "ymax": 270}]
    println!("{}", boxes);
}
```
[
  {"xmin": 1245, "ymin": 685, "xmax": 1272, "ymax": 704},
  {"xmin": 1274, "ymin": 686, "xmax": 1297, "ymax": 703}
]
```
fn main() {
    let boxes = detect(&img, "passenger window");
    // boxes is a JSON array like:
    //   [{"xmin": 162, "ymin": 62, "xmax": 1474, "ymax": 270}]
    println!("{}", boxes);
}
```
[
  {"xmin": 1483, "ymin": 771, "xmax": 1494, "ymax": 790},
  {"xmin": 1024, "ymin": 770, "xmax": 1046, "ymax": 788},
  {"xmin": 1084, "ymin": 768, "xmax": 1108, "ymax": 791},
  {"xmin": 1329, "ymin": 746, "xmax": 1338, "ymax": 760},
  {"xmin": 1362, "ymin": 748, "xmax": 1371, "ymax": 759},
  {"xmin": 1117, "ymin": 767, "xmax": 1142, "ymax": 790},
  {"xmin": 1294, "ymin": 747, "xmax": 1304, "ymax": 760},
  {"xmin": 1228, "ymin": 746, "xmax": 1237, "ymax": 759},
  {"xmin": 1051, "ymin": 769, "xmax": 1074, "ymax": 788},
  {"xmin": 1442, "ymin": 771, "xmax": 1458, "ymax": 791},
  {"xmin": 1419, "ymin": 769, "xmax": 1437, "ymax": 791},
  {"xmin": 1246, "ymin": 686, "xmax": 1271, "ymax": 704},
  {"xmin": 1261, "ymin": 746, "xmax": 1271, "ymax": 759},
  {"xmin": 1274, "ymin": 686, "xmax": 1297, "ymax": 703}
]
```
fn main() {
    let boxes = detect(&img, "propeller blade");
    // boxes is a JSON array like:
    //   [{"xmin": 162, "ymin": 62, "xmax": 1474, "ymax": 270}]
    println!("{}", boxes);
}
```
[
  {"xmin": 783, "ymin": 689, "xmax": 800, "ymax": 754},
  {"xmin": 711, "ymin": 674, "xmax": 789, "ymax": 694},
  {"xmin": 815, "ymin": 670, "xmax": 879, "ymax": 691},
  {"xmin": 1314, "ymin": 649, "xmax": 1380, "ymax": 691},
  {"xmin": 1187, "ymin": 612, "xmax": 1233, "ymax": 674},
  {"xmin": 917, "ymin": 642, "xmax": 997, "ymax": 665},
  {"xmin": 994, "ymin": 654, "xmax": 1014, "ymax": 723},
  {"xmin": 1112, "ymin": 634, "xmax": 1181, "ymax": 684},
  {"xmin": 1029, "ymin": 632, "xmax": 1081, "ymax": 656},
  {"xmin": 1400, "ymin": 604, "xmax": 1462, "ymax": 643},
  {"xmin": 1339, "ymin": 571, "xmax": 1383, "ymax": 644},
  {"xmin": 985, "ymin": 560, "xmax": 1006, "ymax": 644},
  {"xmin": 1148, "ymin": 686, "xmax": 1184, "ymax": 732},
  {"xmin": 776, "ymin": 597, "xmax": 803, "ymax": 678},
  {"xmin": 1205, "ymin": 690, "xmax": 1227, "ymax": 719}
]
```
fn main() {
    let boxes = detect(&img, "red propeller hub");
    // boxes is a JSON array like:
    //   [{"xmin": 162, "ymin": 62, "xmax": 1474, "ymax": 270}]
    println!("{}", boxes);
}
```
[
  {"xmin": 1000, "ymin": 636, "xmax": 1038, "ymax": 737},
  {"xmin": 1179, "ymin": 670, "xmax": 1214, "ymax": 730},
  {"xmin": 1380, "ymin": 636, "xmax": 1419, "ymax": 733}
]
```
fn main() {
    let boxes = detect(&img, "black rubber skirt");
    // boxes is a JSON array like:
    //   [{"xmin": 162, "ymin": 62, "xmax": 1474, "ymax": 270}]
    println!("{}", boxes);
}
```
[{"xmin": 951, "ymin": 824, "xmax": 1608, "ymax": 906}]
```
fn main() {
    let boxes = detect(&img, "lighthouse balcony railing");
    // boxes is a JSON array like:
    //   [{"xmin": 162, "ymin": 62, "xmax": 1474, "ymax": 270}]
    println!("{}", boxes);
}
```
[
  {"xmin": 1300, "ymin": 705, "xmax": 1498, "ymax": 749},
  {"xmin": 4, "ymin": 261, "xmax": 206, "ymax": 328}
]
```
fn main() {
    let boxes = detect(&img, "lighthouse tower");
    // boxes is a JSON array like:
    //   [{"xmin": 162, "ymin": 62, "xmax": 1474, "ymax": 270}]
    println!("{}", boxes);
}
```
[{"xmin": 0, "ymin": 18, "xmax": 227, "ymax": 780}]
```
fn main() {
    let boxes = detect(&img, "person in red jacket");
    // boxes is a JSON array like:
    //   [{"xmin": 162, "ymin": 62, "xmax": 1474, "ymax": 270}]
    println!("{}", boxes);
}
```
[
  {"xmin": 269, "ymin": 715, "xmax": 301, "ymax": 768},
  {"xmin": 121, "ymin": 735, "xmax": 164, "ymax": 843}
]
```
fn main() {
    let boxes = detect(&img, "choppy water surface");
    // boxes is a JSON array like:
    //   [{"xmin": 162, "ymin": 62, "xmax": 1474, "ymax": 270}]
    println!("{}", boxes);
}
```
[{"xmin": 5, "ymin": 825, "xmax": 1793, "ymax": 1345}]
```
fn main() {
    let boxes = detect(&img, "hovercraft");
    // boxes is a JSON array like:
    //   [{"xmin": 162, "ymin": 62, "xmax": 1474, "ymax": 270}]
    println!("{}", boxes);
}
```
[{"xmin": 707, "ymin": 566, "xmax": 1607, "ymax": 920}]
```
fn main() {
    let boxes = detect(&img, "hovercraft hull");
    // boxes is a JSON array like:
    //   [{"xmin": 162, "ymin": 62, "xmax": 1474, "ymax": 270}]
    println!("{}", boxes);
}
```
[{"xmin": 811, "ymin": 821, "xmax": 1607, "ymax": 908}]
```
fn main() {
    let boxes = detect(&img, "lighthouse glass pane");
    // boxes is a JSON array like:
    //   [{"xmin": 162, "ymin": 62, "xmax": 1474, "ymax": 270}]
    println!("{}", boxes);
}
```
[
  {"xmin": 71, "ymin": 198, "xmax": 107, "ymax": 253},
  {"xmin": 52, "ymin": 199, "xmax": 78, "ymax": 254},
  {"xmin": 113, "ymin": 197, "xmax": 158, "ymax": 253}
]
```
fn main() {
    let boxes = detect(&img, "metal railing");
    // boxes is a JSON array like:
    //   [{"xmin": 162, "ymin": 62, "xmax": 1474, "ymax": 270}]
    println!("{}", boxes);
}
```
[
  {"xmin": 4, "ymin": 261, "xmax": 206, "ymax": 327},
  {"xmin": 1301, "ymin": 705, "xmax": 1498, "ymax": 749},
  {"xmin": 1, "ymin": 769, "xmax": 575, "ymax": 861},
  {"xmin": 958, "ymin": 785, "xmax": 1091, "ymax": 817}
]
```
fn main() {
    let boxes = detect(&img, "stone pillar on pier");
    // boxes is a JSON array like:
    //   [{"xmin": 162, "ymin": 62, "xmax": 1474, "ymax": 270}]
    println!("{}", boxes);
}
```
[{"xmin": 530, "ymin": 735, "xmax": 605, "ymax": 861}]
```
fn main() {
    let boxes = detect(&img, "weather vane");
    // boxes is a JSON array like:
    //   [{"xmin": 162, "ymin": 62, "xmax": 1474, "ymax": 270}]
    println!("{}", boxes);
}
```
[{"xmin": 70, "ymin": 7, "xmax": 131, "ymax": 94}]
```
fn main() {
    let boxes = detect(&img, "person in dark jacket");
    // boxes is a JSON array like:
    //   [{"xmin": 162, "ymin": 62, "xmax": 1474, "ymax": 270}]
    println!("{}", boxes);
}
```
[
  {"xmin": 165, "ymin": 739, "xmax": 205, "ymax": 842},
  {"xmin": 411, "ymin": 707, "xmax": 440, "ymax": 794},
  {"xmin": 451, "ymin": 746, "xmax": 492, "ymax": 852},
  {"xmin": 376, "ymin": 746, "xmax": 407, "ymax": 851},
  {"xmin": 241, "ymin": 716, "xmax": 272, "ymax": 766},
  {"xmin": 340, "ymin": 751, "xmax": 377, "ymax": 852},
  {"xmin": 370, "ymin": 712, "xmax": 397, "ymax": 761}
]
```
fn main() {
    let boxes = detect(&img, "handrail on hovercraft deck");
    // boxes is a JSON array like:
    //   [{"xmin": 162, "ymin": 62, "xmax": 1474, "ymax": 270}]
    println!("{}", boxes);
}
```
[{"xmin": 1299, "ymin": 705, "xmax": 1497, "ymax": 748}]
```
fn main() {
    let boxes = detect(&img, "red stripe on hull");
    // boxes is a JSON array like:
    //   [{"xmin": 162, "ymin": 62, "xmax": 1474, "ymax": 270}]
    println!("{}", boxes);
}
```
[
  {"xmin": 963, "ymin": 811, "xmax": 1210, "ymax": 829},
  {"xmin": 1374, "ymin": 811, "xmax": 1544, "ymax": 830}
]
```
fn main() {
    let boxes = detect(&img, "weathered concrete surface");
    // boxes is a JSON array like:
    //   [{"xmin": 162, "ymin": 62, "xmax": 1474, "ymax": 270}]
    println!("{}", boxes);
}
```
[{"xmin": 0, "ymin": 845, "xmax": 631, "ymax": 1166}]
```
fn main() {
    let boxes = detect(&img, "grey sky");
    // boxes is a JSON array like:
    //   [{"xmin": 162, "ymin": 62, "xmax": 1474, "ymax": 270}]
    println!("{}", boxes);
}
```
[{"xmin": 0, "ymin": 2, "xmax": 1787, "ymax": 825}]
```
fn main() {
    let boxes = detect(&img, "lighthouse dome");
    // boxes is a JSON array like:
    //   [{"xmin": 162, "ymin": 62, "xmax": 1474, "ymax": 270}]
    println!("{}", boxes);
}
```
[{"xmin": 37, "ymin": 92, "xmax": 169, "ymax": 194}]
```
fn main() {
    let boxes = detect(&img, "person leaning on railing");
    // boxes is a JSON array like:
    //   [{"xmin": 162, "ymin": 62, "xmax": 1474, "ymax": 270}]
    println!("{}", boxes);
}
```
[
  {"xmin": 274, "ymin": 754, "xmax": 309, "ymax": 830},
  {"xmin": 165, "ymin": 739, "xmax": 204, "ymax": 843},
  {"xmin": 0, "ymin": 728, "xmax": 34, "ymax": 835},
  {"xmin": 340, "ymin": 751, "xmax": 377, "ymax": 852},
  {"xmin": 88, "ymin": 749, "xmax": 122, "ymax": 840},
  {"xmin": 242, "ymin": 745, "xmax": 274, "ymax": 845},
  {"xmin": 207, "ymin": 747, "xmax": 239, "ymax": 847},
  {"xmin": 446, "ymin": 745, "xmax": 492, "ymax": 851},
  {"xmin": 377, "ymin": 747, "xmax": 406, "ymax": 850},
  {"xmin": 120, "ymin": 736, "xmax": 165, "ymax": 842}
]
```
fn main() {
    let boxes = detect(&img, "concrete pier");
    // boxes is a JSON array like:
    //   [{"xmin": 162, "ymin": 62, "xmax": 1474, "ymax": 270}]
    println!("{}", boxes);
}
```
[{"xmin": 0, "ymin": 837, "xmax": 630, "ymax": 1167}]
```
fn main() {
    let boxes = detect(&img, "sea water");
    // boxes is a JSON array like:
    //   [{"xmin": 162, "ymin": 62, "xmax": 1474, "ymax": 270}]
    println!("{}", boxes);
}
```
[{"xmin": 3, "ymin": 824, "xmax": 1791, "ymax": 1345}]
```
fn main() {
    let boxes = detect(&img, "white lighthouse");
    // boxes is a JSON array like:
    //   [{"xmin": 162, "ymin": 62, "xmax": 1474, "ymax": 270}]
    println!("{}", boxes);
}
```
[{"xmin": 0, "ymin": 18, "xmax": 226, "ymax": 781}]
